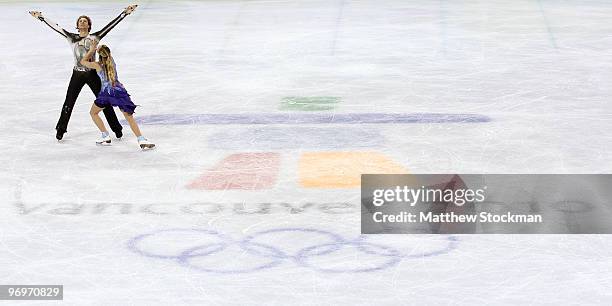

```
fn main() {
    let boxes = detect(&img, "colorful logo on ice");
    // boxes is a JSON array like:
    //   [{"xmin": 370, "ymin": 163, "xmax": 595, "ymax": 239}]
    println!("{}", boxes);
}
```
[{"xmin": 129, "ymin": 97, "xmax": 490, "ymax": 190}]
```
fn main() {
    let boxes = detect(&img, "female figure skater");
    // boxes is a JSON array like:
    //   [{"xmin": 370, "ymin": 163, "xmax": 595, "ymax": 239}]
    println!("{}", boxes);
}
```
[{"xmin": 80, "ymin": 40, "xmax": 155, "ymax": 149}]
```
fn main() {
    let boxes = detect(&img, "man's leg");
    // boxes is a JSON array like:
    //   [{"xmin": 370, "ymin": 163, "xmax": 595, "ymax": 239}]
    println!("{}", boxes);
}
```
[
  {"xmin": 56, "ymin": 70, "xmax": 86, "ymax": 140},
  {"xmin": 86, "ymin": 71, "xmax": 123, "ymax": 138}
]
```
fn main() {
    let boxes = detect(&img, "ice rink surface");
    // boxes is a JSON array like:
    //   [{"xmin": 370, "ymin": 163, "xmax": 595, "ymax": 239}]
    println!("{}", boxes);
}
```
[{"xmin": 1, "ymin": 0, "xmax": 612, "ymax": 304}]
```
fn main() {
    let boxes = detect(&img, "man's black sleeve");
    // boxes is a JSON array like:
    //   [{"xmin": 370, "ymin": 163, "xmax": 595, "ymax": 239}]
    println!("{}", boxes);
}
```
[{"xmin": 93, "ymin": 11, "xmax": 130, "ymax": 38}]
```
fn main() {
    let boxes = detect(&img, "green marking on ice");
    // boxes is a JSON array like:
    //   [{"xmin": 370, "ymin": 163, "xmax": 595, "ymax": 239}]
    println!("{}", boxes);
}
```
[{"xmin": 280, "ymin": 96, "xmax": 341, "ymax": 111}]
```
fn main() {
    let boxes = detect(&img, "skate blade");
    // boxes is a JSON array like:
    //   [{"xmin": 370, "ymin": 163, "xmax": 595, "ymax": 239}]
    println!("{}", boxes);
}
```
[
  {"xmin": 96, "ymin": 140, "xmax": 112, "ymax": 146},
  {"xmin": 140, "ymin": 144, "xmax": 155, "ymax": 150}
]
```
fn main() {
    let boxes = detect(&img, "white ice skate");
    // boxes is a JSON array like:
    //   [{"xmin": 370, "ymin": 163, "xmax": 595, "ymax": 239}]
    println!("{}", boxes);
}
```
[
  {"xmin": 138, "ymin": 138, "xmax": 155, "ymax": 150},
  {"xmin": 96, "ymin": 134, "xmax": 111, "ymax": 145}
]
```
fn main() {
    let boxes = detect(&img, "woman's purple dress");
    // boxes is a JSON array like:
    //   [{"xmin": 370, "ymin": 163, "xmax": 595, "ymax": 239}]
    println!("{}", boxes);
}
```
[{"xmin": 94, "ymin": 59, "xmax": 137, "ymax": 115}]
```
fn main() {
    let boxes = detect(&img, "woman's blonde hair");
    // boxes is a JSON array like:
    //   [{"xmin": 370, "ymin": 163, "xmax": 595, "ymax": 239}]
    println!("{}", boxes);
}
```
[{"xmin": 97, "ymin": 45, "xmax": 117, "ymax": 87}]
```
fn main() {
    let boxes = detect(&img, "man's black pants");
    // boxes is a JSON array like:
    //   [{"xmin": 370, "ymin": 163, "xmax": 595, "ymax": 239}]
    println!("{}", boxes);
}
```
[{"xmin": 55, "ymin": 69, "xmax": 122, "ymax": 134}]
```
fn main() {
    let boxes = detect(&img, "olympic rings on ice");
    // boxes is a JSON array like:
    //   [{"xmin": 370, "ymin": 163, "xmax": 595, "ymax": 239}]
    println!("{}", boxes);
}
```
[{"xmin": 127, "ymin": 227, "xmax": 458, "ymax": 274}]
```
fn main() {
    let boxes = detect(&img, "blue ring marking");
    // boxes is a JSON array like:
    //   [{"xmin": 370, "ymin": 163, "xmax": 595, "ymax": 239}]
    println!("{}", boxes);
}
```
[
  {"xmin": 127, "ymin": 227, "xmax": 460, "ymax": 273},
  {"xmin": 241, "ymin": 228, "xmax": 345, "ymax": 259},
  {"xmin": 127, "ymin": 228, "xmax": 228, "ymax": 260},
  {"xmin": 127, "ymin": 113, "xmax": 491, "ymax": 125},
  {"xmin": 296, "ymin": 241, "xmax": 402, "ymax": 273},
  {"xmin": 354, "ymin": 235, "xmax": 459, "ymax": 259},
  {"xmin": 179, "ymin": 243, "xmax": 227, "ymax": 257},
  {"xmin": 179, "ymin": 243, "xmax": 284, "ymax": 274}
]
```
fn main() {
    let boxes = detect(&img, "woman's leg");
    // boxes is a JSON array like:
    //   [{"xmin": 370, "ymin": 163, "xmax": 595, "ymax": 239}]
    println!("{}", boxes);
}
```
[
  {"xmin": 86, "ymin": 71, "xmax": 122, "ymax": 136},
  {"xmin": 90, "ymin": 103, "xmax": 108, "ymax": 132},
  {"xmin": 122, "ymin": 111, "xmax": 142, "ymax": 137}
]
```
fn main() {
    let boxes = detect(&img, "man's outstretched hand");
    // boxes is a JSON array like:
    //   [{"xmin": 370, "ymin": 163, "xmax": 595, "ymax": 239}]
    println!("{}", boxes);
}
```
[
  {"xmin": 124, "ymin": 5, "xmax": 138, "ymax": 15},
  {"xmin": 29, "ymin": 11, "xmax": 42, "ymax": 19}
]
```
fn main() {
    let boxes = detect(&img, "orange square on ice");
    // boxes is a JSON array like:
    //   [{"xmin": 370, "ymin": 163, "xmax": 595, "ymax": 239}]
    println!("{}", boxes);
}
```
[{"xmin": 298, "ymin": 152, "xmax": 408, "ymax": 188}]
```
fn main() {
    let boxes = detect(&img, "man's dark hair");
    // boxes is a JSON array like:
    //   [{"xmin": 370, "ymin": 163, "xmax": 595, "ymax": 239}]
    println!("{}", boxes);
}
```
[{"xmin": 76, "ymin": 15, "xmax": 92, "ymax": 31}]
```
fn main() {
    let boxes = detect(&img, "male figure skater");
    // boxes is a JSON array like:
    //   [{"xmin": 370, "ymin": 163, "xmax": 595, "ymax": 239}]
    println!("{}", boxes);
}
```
[{"xmin": 30, "ymin": 5, "xmax": 138, "ymax": 140}]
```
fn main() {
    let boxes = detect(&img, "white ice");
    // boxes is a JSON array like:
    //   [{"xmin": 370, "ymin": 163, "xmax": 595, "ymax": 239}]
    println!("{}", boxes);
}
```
[{"xmin": 1, "ymin": 0, "xmax": 612, "ymax": 305}]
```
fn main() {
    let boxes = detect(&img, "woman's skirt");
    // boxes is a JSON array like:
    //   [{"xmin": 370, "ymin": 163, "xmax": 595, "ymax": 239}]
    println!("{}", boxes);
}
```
[{"xmin": 95, "ymin": 85, "xmax": 137, "ymax": 115}]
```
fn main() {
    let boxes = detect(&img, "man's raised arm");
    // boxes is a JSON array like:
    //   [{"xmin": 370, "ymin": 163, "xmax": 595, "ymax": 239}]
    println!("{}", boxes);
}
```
[
  {"xmin": 94, "ymin": 4, "xmax": 138, "ymax": 39},
  {"xmin": 29, "ymin": 11, "xmax": 70, "ymax": 38}
]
